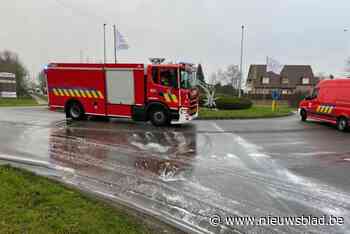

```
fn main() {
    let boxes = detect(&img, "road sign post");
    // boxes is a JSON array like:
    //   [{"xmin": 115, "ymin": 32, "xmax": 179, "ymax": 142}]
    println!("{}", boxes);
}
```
[{"xmin": 271, "ymin": 90, "xmax": 280, "ymax": 112}]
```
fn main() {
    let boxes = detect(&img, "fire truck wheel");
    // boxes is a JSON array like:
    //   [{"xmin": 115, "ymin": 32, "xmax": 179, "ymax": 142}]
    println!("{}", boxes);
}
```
[
  {"xmin": 300, "ymin": 109, "xmax": 307, "ymax": 122},
  {"xmin": 68, "ymin": 102, "xmax": 85, "ymax": 120},
  {"xmin": 149, "ymin": 108, "xmax": 170, "ymax": 126},
  {"xmin": 337, "ymin": 117, "xmax": 348, "ymax": 132}
]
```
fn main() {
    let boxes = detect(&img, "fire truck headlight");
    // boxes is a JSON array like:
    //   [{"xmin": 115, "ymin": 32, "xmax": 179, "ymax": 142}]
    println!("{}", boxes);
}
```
[{"xmin": 180, "ymin": 108, "xmax": 189, "ymax": 115}]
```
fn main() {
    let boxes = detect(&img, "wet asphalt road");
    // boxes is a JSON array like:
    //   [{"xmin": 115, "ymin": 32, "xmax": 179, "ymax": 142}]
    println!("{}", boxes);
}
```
[{"xmin": 0, "ymin": 106, "xmax": 350, "ymax": 233}]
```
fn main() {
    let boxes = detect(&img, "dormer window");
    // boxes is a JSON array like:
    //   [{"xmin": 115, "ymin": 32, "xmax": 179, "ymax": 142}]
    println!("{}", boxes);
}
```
[
  {"xmin": 262, "ymin": 77, "xmax": 270, "ymax": 84},
  {"xmin": 302, "ymin": 77, "xmax": 310, "ymax": 85}
]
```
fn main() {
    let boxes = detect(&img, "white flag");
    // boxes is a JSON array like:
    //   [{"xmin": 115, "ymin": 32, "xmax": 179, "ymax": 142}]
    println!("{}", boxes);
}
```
[
  {"xmin": 266, "ymin": 57, "xmax": 284, "ymax": 74},
  {"xmin": 116, "ymin": 30, "xmax": 129, "ymax": 50}
]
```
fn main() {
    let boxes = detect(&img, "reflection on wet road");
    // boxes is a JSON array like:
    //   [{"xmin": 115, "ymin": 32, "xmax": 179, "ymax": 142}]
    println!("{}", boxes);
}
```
[{"xmin": 1, "ymin": 107, "xmax": 350, "ymax": 233}]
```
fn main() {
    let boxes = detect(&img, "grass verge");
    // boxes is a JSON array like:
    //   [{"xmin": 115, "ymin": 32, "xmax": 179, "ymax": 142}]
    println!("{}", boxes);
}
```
[
  {"xmin": 0, "ymin": 165, "xmax": 153, "ymax": 234},
  {"xmin": 0, "ymin": 97, "xmax": 39, "ymax": 107},
  {"xmin": 198, "ymin": 105, "xmax": 294, "ymax": 120}
]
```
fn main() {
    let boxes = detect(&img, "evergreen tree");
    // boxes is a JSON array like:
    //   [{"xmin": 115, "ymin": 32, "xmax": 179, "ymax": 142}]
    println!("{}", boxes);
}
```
[{"xmin": 196, "ymin": 64, "xmax": 205, "ymax": 83}]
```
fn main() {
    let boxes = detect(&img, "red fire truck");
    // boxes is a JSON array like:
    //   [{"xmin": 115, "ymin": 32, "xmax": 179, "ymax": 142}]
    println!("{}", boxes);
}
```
[
  {"xmin": 46, "ymin": 62, "xmax": 199, "ymax": 126},
  {"xmin": 299, "ymin": 79, "xmax": 350, "ymax": 131}
]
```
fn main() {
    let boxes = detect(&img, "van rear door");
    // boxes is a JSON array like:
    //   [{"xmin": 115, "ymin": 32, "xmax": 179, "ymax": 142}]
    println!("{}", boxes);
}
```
[{"xmin": 335, "ymin": 84, "xmax": 350, "ymax": 118}]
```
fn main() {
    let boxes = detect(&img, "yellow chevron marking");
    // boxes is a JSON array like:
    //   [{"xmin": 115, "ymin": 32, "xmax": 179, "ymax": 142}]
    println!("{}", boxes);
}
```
[
  {"xmin": 63, "ymin": 89, "xmax": 70, "ymax": 96},
  {"xmin": 319, "ymin": 106, "xmax": 323, "ymax": 113},
  {"xmin": 91, "ymin": 91, "xmax": 98, "ymax": 98},
  {"xmin": 319, "ymin": 106, "xmax": 323, "ymax": 112},
  {"xmin": 52, "ymin": 88, "xmax": 59, "ymax": 96},
  {"xmin": 53, "ymin": 88, "xmax": 104, "ymax": 99},
  {"xmin": 58, "ymin": 89, "xmax": 65, "ymax": 96},
  {"xmin": 80, "ymin": 90, "xmax": 86, "ymax": 98},
  {"xmin": 68, "ymin": 89, "xmax": 75, "ymax": 97},
  {"xmin": 328, "ymin": 106, "xmax": 333, "ymax": 114},
  {"xmin": 171, "ymin": 94, "xmax": 178, "ymax": 103},
  {"xmin": 85, "ymin": 90, "xmax": 92, "ymax": 98},
  {"xmin": 97, "ymin": 91, "xmax": 104, "ymax": 99},
  {"xmin": 164, "ymin": 93, "xmax": 171, "ymax": 102},
  {"xmin": 74, "ymin": 90, "xmax": 81, "ymax": 97},
  {"xmin": 320, "ymin": 106, "xmax": 326, "ymax": 113},
  {"xmin": 316, "ymin": 106, "xmax": 321, "ymax": 112},
  {"xmin": 323, "ymin": 106, "xmax": 329, "ymax": 113}
]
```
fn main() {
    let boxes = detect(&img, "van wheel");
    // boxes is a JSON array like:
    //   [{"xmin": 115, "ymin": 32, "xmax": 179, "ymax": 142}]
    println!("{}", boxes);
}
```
[
  {"xmin": 149, "ymin": 108, "xmax": 170, "ymax": 126},
  {"xmin": 337, "ymin": 117, "xmax": 348, "ymax": 132},
  {"xmin": 68, "ymin": 102, "xmax": 85, "ymax": 120},
  {"xmin": 300, "ymin": 109, "xmax": 307, "ymax": 122}
]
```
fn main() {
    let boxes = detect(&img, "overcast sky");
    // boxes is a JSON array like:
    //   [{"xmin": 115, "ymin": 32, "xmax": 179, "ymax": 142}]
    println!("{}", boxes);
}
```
[{"xmin": 1, "ymin": 0, "xmax": 350, "ymax": 82}]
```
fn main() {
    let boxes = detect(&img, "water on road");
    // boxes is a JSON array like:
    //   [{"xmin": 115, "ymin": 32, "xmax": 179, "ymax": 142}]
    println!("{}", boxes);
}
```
[{"xmin": 0, "ymin": 107, "xmax": 350, "ymax": 233}]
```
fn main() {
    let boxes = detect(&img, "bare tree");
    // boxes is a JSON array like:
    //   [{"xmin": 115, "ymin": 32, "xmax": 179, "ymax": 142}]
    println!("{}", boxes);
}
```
[
  {"xmin": 345, "ymin": 58, "xmax": 350, "ymax": 77},
  {"xmin": 37, "ymin": 70, "xmax": 47, "ymax": 94},
  {"xmin": 346, "ymin": 58, "xmax": 350, "ymax": 73},
  {"xmin": 224, "ymin": 64, "xmax": 241, "ymax": 89},
  {"xmin": 315, "ymin": 72, "xmax": 327, "ymax": 81},
  {"xmin": 208, "ymin": 72, "xmax": 219, "ymax": 85}
]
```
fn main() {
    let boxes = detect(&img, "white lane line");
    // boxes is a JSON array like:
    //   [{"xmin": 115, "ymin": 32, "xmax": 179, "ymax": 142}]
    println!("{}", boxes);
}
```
[
  {"xmin": 292, "ymin": 151, "xmax": 337, "ymax": 156},
  {"xmin": 265, "ymin": 141, "xmax": 306, "ymax": 146}
]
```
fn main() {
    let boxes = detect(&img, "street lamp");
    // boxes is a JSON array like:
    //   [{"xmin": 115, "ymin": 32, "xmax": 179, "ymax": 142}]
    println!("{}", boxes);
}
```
[
  {"xmin": 239, "ymin": 25, "xmax": 245, "ymax": 98},
  {"xmin": 103, "ymin": 23, "xmax": 107, "ymax": 64}
]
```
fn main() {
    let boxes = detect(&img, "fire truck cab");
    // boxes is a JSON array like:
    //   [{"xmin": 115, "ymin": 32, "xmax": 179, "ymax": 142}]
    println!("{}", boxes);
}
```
[
  {"xmin": 46, "ymin": 62, "xmax": 199, "ymax": 126},
  {"xmin": 299, "ymin": 79, "xmax": 350, "ymax": 131}
]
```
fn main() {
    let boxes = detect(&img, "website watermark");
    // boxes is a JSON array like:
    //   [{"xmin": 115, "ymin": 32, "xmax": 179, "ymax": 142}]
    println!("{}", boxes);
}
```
[{"xmin": 209, "ymin": 214, "xmax": 345, "ymax": 227}]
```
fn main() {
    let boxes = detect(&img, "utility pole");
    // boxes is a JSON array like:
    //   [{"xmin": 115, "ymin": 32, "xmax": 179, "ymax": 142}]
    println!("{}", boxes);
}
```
[
  {"xmin": 103, "ymin": 23, "xmax": 107, "ymax": 64},
  {"xmin": 113, "ymin": 25, "xmax": 117, "ymax": 63},
  {"xmin": 239, "ymin": 25, "xmax": 245, "ymax": 98}
]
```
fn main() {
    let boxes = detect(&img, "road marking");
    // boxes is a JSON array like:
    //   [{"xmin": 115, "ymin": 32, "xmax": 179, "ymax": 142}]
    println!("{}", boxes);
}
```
[{"xmin": 291, "ymin": 152, "xmax": 337, "ymax": 156}]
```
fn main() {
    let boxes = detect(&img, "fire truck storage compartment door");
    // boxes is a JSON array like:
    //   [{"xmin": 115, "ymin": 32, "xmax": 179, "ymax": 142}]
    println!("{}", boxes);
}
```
[{"xmin": 106, "ymin": 70, "xmax": 134, "ymax": 105}]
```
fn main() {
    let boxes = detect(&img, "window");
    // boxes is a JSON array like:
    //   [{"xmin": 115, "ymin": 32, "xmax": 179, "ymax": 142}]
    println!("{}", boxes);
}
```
[
  {"xmin": 311, "ymin": 88, "xmax": 319, "ymax": 99},
  {"xmin": 282, "ymin": 89, "xmax": 288, "ymax": 95},
  {"xmin": 180, "ymin": 69, "xmax": 194, "ymax": 89},
  {"xmin": 152, "ymin": 68, "xmax": 158, "ymax": 83},
  {"xmin": 160, "ymin": 69, "xmax": 178, "ymax": 88},
  {"xmin": 152, "ymin": 67, "xmax": 178, "ymax": 88},
  {"xmin": 302, "ymin": 77, "xmax": 310, "ymax": 85},
  {"xmin": 262, "ymin": 77, "xmax": 270, "ymax": 84},
  {"xmin": 282, "ymin": 77, "xmax": 289, "ymax": 84}
]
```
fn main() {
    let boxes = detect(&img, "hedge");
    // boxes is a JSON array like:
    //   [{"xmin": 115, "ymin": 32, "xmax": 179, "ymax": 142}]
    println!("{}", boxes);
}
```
[{"xmin": 216, "ymin": 97, "xmax": 253, "ymax": 110}]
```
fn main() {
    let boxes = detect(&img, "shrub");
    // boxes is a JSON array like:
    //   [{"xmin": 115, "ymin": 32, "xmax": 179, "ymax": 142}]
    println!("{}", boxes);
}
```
[{"xmin": 216, "ymin": 96, "xmax": 253, "ymax": 110}]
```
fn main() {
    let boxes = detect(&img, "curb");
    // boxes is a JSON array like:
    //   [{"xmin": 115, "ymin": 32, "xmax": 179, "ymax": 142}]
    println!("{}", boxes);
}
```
[{"xmin": 196, "ymin": 112, "xmax": 295, "ymax": 120}]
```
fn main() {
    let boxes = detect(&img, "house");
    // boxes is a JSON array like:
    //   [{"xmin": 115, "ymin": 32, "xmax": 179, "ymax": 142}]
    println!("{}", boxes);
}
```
[
  {"xmin": 246, "ymin": 65, "xmax": 319, "ymax": 96},
  {"xmin": 0, "ymin": 72, "xmax": 16, "ymax": 98}
]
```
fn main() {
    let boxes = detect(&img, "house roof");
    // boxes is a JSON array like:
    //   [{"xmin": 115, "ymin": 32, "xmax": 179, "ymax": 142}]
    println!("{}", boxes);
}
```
[
  {"xmin": 247, "ymin": 64, "xmax": 318, "ymax": 88},
  {"xmin": 280, "ymin": 65, "xmax": 314, "ymax": 79}
]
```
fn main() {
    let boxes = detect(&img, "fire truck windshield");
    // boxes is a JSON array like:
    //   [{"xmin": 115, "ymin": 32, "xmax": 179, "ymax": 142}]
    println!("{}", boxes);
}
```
[{"xmin": 180, "ymin": 69, "xmax": 194, "ymax": 89}]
